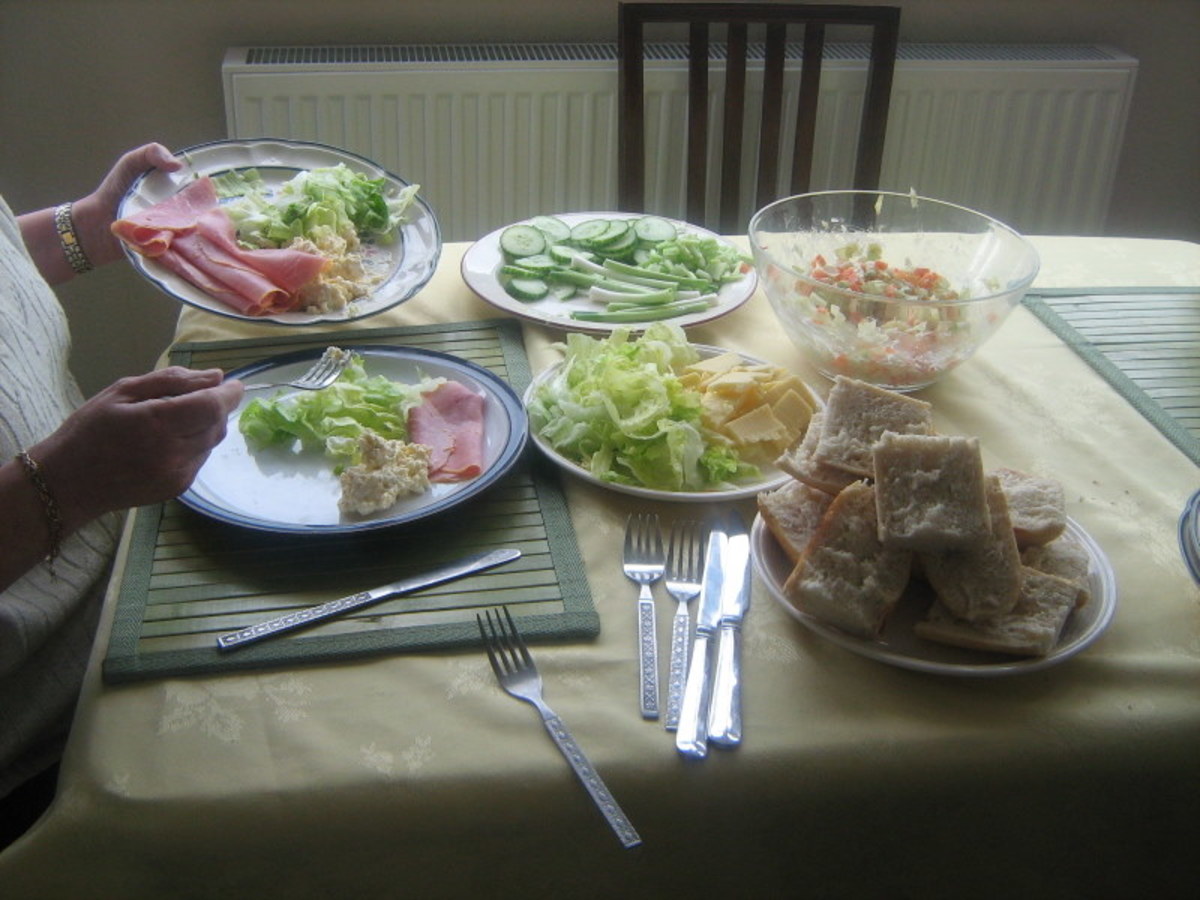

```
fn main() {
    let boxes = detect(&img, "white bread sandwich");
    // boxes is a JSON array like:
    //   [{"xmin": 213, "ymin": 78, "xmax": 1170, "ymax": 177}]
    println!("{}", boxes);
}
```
[
  {"xmin": 873, "ymin": 432, "xmax": 991, "ymax": 552},
  {"xmin": 813, "ymin": 376, "xmax": 934, "ymax": 477},
  {"xmin": 992, "ymin": 467, "xmax": 1067, "ymax": 547},
  {"xmin": 775, "ymin": 412, "xmax": 862, "ymax": 495},
  {"xmin": 757, "ymin": 478, "xmax": 835, "ymax": 562},
  {"xmin": 918, "ymin": 473, "xmax": 1023, "ymax": 622},
  {"xmin": 914, "ymin": 566, "xmax": 1086, "ymax": 656},
  {"xmin": 783, "ymin": 481, "xmax": 912, "ymax": 639},
  {"xmin": 1021, "ymin": 534, "xmax": 1092, "ymax": 606}
]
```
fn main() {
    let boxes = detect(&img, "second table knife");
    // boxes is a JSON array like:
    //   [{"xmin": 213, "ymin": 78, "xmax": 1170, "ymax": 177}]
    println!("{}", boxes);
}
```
[
  {"xmin": 707, "ymin": 512, "xmax": 751, "ymax": 746},
  {"xmin": 675, "ymin": 523, "xmax": 726, "ymax": 759}
]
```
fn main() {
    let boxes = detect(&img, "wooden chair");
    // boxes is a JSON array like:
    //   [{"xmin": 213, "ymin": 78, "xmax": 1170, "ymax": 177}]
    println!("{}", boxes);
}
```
[{"xmin": 617, "ymin": 2, "xmax": 901, "ymax": 233}]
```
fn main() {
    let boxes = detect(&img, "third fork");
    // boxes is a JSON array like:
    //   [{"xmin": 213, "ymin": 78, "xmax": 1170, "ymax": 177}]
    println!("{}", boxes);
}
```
[{"xmin": 663, "ymin": 520, "xmax": 705, "ymax": 730}]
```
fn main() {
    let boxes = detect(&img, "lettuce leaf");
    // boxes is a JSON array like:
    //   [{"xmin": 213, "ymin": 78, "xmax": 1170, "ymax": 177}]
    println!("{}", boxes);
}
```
[
  {"xmin": 238, "ymin": 353, "xmax": 441, "ymax": 468},
  {"xmin": 215, "ymin": 164, "xmax": 420, "ymax": 249},
  {"xmin": 526, "ymin": 322, "xmax": 756, "ymax": 491}
]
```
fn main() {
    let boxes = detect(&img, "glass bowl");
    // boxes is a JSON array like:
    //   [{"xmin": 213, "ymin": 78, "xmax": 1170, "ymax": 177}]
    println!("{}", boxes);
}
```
[{"xmin": 749, "ymin": 191, "xmax": 1040, "ymax": 391}]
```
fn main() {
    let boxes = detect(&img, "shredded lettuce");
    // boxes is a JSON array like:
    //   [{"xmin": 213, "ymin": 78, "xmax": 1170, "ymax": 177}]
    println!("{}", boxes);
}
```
[
  {"xmin": 215, "ymin": 164, "xmax": 420, "ymax": 249},
  {"xmin": 526, "ymin": 322, "xmax": 756, "ymax": 491},
  {"xmin": 238, "ymin": 353, "xmax": 442, "ymax": 468}
]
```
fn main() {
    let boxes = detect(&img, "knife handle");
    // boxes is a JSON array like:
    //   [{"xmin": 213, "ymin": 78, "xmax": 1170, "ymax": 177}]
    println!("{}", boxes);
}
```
[
  {"xmin": 708, "ymin": 622, "xmax": 743, "ymax": 746},
  {"xmin": 217, "ymin": 589, "xmax": 377, "ymax": 650},
  {"xmin": 675, "ymin": 632, "xmax": 713, "ymax": 758},
  {"xmin": 637, "ymin": 589, "xmax": 660, "ymax": 719}
]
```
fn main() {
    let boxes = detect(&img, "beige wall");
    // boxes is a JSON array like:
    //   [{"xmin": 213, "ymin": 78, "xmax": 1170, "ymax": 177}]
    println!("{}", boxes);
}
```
[{"xmin": 2, "ymin": 0, "xmax": 1197, "ymax": 396}]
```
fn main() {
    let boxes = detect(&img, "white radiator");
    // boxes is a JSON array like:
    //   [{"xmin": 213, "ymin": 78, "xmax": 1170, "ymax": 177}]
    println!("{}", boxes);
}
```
[{"xmin": 222, "ymin": 43, "xmax": 1137, "ymax": 242}]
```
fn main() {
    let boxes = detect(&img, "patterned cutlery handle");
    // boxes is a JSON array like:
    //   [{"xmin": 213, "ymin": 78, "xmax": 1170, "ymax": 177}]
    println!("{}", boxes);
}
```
[
  {"xmin": 637, "ymin": 588, "xmax": 660, "ymax": 719},
  {"xmin": 542, "ymin": 713, "xmax": 642, "ymax": 848},
  {"xmin": 664, "ymin": 604, "xmax": 690, "ymax": 730}
]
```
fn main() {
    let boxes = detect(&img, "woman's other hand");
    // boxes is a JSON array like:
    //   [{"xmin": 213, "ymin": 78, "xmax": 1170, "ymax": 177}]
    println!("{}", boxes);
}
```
[{"xmin": 31, "ymin": 367, "xmax": 244, "ymax": 531}]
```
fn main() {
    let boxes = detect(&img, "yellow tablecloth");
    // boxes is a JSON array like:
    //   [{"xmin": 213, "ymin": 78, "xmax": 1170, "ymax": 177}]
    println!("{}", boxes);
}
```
[{"xmin": 2, "ymin": 237, "xmax": 1198, "ymax": 898}]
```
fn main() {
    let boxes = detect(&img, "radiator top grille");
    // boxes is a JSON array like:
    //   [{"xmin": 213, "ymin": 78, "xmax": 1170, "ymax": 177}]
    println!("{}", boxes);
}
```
[{"xmin": 239, "ymin": 42, "xmax": 1128, "ymax": 68}]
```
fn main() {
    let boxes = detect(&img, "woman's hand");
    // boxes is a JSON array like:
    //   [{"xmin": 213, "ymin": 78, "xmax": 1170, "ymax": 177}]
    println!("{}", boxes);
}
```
[
  {"xmin": 31, "ymin": 367, "xmax": 244, "ymax": 531},
  {"xmin": 74, "ymin": 142, "xmax": 184, "ymax": 268},
  {"xmin": 16, "ymin": 142, "xmax": 184, "ymax": 282}
]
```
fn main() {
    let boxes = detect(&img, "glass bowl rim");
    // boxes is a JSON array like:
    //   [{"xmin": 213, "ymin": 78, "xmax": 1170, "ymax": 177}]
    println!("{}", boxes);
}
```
[{"xmin": 748, "ymin": 190, "xmax": 1041, "ymax": 307}]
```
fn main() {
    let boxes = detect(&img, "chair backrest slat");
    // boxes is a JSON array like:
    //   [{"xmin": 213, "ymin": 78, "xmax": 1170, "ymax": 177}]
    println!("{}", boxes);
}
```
[
  {"xmin": 791, "ymin": 22, "xmax": 826, "ymax": 197},
  {"xmin": 755, "ymin": 23, "xmax": 788, "ymax": 216},
  {"xmin": 618, "ymin": 2, "xmax": 901, "ymax": 233},
  {"xmin": 686, "ymin": 22, "xmax": 710, "ymax": 225}
]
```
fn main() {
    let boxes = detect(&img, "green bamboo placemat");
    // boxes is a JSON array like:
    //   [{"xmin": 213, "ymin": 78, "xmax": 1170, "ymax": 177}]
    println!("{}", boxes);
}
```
[
  {"xmin": 1023, "ymin": 288, "xmax": 1200, "ymax": 466},
  {"xmin": 102, "ymin": 319, "xmax": 598, "ymax": 683}
]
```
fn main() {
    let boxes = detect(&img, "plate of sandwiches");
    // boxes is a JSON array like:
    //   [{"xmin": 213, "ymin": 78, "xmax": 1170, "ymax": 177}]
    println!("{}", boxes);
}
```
[{"xmin": 752, "ymin": 375, "xmax": 1117, "ymax": 677}]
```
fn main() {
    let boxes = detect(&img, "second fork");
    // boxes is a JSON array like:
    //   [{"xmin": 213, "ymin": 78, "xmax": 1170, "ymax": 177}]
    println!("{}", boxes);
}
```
[{"xmin": 623, "ymin": 513, "xmax": 664, "ymax": 720}]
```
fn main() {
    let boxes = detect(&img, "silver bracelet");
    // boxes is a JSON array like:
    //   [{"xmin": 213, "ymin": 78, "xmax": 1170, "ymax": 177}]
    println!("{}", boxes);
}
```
[{"xmin": 53, "ymin": 202, "xmax": 94, "ymax": 274}]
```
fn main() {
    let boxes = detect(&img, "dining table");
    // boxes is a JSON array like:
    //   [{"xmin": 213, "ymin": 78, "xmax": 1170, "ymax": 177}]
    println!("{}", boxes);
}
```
[{"xmin": 1, "ymin": 231, "xmax": 1197, "ymax": 899}]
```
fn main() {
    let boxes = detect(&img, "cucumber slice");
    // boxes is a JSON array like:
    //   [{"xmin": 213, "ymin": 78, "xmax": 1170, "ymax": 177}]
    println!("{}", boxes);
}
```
[
  {"xmin": 599, "ymin": 225, "xmax": 639, "ymax": 257},
  {"xmin": 499, "ymin": 263, "xmax": 540, "ymax": 279},
  {"xmin": 570, "ymin": 219, "xmax": 613, "ymax": 246},
  {"xmin": 591, "ymin": 219, "xmax": 632, "ymax": 248},
  {"xmin": 530, "ymin": 215, "xmax": 572, "ymax": 242},
  {"xmin": 499, "ymin": 224, "xmax": 546, "ymax": 259},
  {"xmin": 548, "ymin": 244, "xmax": 594, "ymax": 265},
  {"xmin": 549, "ymin": 282, "xmax": 578, "ymax": 301},
  {"xmin": 510, "ymin": 253, "xmax": 556, "ymax": 275},
  {"xmin": 505, "ymin": 277, "xmax": 550, "ymax": 302},
  {"xmin": 634, "ymin": 215, "xmax": 678, "ymax": 243}
]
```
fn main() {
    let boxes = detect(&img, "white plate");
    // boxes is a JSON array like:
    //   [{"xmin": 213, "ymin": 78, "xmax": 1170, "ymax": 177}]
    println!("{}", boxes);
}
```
[
  {"xmin": 523, "ymin": 344, "xmax": 811, "ymax": 503},
  {"xmin": 180, "ymin": 346, "xmax": 527, "ymax": 533},
  {"xmin": 751, "ymin": 514, "xmax": 1118, "ymax": 676},
  {"xmin": 117, "ymin": 138, "xmax": 442, "ymax": 325},
  {"xmin": 1179, "ymin": 488, "xmax": 1200, "ymax": 585},
  {"xmin": 461, "ymin": 211, "xmax": 757, "ymax": 334}
]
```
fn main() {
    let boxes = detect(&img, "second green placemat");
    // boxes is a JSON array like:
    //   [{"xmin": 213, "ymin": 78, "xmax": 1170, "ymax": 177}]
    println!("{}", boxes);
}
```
[{"xmin": 102, "ymin": 319, "xmax": 598, "ymax": 683}]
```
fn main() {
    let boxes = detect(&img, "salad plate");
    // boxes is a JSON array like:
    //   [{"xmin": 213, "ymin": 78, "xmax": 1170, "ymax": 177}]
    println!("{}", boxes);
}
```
[
  {"xmin": 751, "ymin": 514, "xmax": 1118, "ymax": 677},
  {"xmin": 461, "ymin": 211, "xmax": 757, "ymax": 334},
  {"xmin": 523, "ymin": 341, "xmax": 810, "ymax": 503},
  {"xmin": 180, "ymin": 346, "xmax": 527, "ymax": 533},
  {"xmin": 116, "ymin": 138, "xmax": 442, "ymax": 326}
]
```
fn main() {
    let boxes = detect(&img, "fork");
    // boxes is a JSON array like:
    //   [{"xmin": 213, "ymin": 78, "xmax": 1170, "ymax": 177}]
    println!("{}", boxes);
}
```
[
  {"xmin": 663, "ymin": 520, "xmax": 705, "ymax": 731},
  {"xmin": 623, "ymin": 513, "xmax": 664, "ymax": 720},
  {"xmin": 242, "ymin": 347, "xmax": 350, "ymax": 392},
  {"xmin": 477, "ymin": 607, "xmax": 642, "ymax": 849}
]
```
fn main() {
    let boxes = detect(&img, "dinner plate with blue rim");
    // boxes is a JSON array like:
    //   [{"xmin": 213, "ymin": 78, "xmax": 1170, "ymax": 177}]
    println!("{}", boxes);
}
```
[
  {"xmin": 180, "ymin": 345, "xmax": 527, "ymax": 533},
  {"xmin": 116, "ymin": 138, "xmax": 442, "ymax": 326}
]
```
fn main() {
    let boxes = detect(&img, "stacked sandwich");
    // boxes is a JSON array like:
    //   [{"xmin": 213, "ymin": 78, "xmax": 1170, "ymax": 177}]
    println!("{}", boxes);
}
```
[{"xmin": 758, "ymin": 376, "xmax": 1090, "ymax": 656}]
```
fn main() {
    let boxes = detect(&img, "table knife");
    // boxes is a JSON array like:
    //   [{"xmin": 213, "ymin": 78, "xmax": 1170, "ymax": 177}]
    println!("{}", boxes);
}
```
[
  {"xmin": 707, "ymin": 512, "xmax": 750, "ymax": 747},
  {"xmin": 675, "ymin": 523, "xmax": 726, "ymax": 759},
  {"xmin": 216, "ymin": 547, "xmax": 521, "ymax": 650}
]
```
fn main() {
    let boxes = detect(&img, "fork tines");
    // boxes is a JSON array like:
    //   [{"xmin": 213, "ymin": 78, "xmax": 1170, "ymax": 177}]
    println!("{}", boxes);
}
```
[{"xmin": 477, "ymin": 606, "xmax": 530, "ymax": 679}]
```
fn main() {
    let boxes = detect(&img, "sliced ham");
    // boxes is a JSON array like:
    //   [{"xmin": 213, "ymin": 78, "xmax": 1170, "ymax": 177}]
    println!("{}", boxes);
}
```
[
  {"xmin": 193, "ymin": 209, "xmax": 327, "ymax": 294},
  {"xmin": 111, "ymin": 177, "xmax": 220, "ymax": 257},
  {"xmin": 111, "ymin": 176, "xmax": 327, "ymax": 315},
  {"xmin": 408, "ymin": 381, "xmax": 486, "ymax": 483}
]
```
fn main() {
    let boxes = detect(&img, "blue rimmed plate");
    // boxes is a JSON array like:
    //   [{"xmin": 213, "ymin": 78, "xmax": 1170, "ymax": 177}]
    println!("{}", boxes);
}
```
[
  {"xmin": 1180, "ymin": 489, "xmax": 1200, "ymax": 585},
  {"xmin": 117, "ymin": 138, "xmax": 442, "ymax": 326},
  {"xmin": 180, "ymin": 346, "xmax": 527, "ymax": 533}
]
